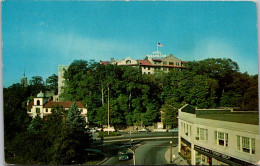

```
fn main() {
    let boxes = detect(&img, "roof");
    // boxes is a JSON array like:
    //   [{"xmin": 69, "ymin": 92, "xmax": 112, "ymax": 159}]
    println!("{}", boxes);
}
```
[
  {"xmin": 181, "ymin": 61, "xmax": 188, "ymax": 63},
  {"xmin": 138, "ymin": 60, "xmax": 152, "ymax": 66},
  {"xmin": 43, "ymin": 101, "xmax": 85, "ymax": 108},
  {"xmin": 197, "ymin": 113, "xmax": 259, "ymax": 125},
  {"xmin": 26, "ymin": 100, "xmax": 85, "ymax": 109},
  {"xmin": 27, "ymin": 101, "xmax": 34, "ymax": 108},
  {"xmin": 180, "ymin": 104, "xmax": 259, "ymax": 125},
  {"xmin": 100, "ymin": 61, "xmax": 110, "ymax": 66}
]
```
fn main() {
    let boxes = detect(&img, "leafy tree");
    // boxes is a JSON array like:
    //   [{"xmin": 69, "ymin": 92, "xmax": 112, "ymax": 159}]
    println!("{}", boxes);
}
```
[
  {"xmin": 161, "ymin": 98, "xmax": 182, "ymax": 128},
  {"xmin": 28, "ymin": 76, "xmax": 45, "ymax": 96},
  {"xmin": 46, "ymin": 74, "xmax": 58, "ymax": 94},
  {"xmin": 51, "ymin": 102, "xmax": 91, "ymax": 164}
]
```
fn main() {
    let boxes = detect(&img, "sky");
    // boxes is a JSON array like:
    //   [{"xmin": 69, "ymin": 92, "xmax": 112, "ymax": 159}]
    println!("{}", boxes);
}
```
[{"xmin": 2, "ymin": 1, "xmax": 258, "ymax": 87}]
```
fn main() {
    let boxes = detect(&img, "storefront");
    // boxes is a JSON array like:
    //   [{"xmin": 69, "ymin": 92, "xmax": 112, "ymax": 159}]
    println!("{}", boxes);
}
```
[
  {"xmin": 194, "ymin": 145, "xmax": 252, "ymax": 166},
  {"xmin": 180, "ymin": 137, "xmax": 191, "ymax": 164}
]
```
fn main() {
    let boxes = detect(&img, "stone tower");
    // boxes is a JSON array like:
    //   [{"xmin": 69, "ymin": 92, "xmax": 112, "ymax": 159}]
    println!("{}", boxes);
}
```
[
  {"xmin": 21, "ymin": 71, "xmax": 28, "ymax": 87},
  {"xmin": 58, "ymin": 65, "xmax": 69, "ymax": 95}
]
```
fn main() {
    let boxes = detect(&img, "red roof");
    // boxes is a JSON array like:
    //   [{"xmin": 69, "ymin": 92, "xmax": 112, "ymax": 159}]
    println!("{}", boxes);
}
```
[
  {"xmin": 138, "ymin": 60, "xmax": 152, "ymax": 66},
  {"xmin": 44, "ymin": 101, "xmax": 85, "ymax": 108},
  {"xmin": 100, "ymin": 61, "xmax": 110, "ymax": 66},
  {"xmin": 26, "ymin": 101, "xmax": 34, "ymax": 109},
  {"xmin": 181, "ymin": 61, "xmax": 188, "ymax": 63}
]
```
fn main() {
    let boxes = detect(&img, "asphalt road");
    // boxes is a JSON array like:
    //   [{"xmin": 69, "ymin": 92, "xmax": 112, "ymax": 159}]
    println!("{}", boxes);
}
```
[
  {"xmin": 135, "ymin": 140, "xmax": 170, "ymax": 165},
  {"xmin": 102, "ymin": 139, "xmax": 178, "ymax": 165}
]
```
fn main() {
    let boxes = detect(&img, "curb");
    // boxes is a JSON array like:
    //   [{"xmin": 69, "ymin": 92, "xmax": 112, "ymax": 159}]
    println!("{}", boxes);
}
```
[{"xmin": 95, "ymin": 156, "xmax": 109, "ymax": 165}]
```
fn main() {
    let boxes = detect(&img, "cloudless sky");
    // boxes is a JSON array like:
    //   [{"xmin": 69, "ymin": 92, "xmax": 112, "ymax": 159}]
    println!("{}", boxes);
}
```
[{"xmin": 2, "ymin": 1, "xmax": 258, "ymax": 87}]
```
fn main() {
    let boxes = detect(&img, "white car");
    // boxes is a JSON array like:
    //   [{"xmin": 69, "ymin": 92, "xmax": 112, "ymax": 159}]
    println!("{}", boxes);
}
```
[
  {"xmin": 103, "ymin": 127, "xmax": 116, "ymax": 132},
  {"xmin": 168, "ymin": 128, "xmax": 178, "ymax": 133},
  {"xmin": 154, "ymin": 128, "xmax": 167, "ymax": 132},
  {"xmin": 138, "ymin": 128, "xmax": 151, "ymax": 132}
]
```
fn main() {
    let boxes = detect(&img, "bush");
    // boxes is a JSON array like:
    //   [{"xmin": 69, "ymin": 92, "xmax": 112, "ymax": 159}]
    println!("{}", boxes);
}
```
[{"xmin": 97, "ymin": 131, "xmax": 121, "ymax": 138}]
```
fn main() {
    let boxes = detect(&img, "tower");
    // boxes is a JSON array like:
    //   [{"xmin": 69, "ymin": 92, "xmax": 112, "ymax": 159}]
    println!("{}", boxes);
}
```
[
  {"xmin": 58, "ymin": 65, "xmax": 69, "ymax": 95},
  {"xmin": 21, "ymin": 71, "xmax": 28, "ymax": 87}
]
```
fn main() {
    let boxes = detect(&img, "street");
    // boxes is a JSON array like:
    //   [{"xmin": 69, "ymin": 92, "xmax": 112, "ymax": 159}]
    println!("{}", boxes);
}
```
[{"xmin": 102, "ymin": 138, "xmax": 178, "ymax": 165}]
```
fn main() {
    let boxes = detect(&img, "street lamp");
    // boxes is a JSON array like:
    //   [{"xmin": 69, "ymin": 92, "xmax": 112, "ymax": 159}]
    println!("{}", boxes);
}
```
[
  {"xmin": 170, "ymin": 141, "xmax": 173, "ymax": 163},
  {"xmin": 107, "ymin": 86, "xmax": 110, "ymax": 135}
]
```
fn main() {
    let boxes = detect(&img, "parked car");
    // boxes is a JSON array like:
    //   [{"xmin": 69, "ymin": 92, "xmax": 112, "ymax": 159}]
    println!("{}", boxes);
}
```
[
  {"xmin": 118, "ymin": 151, "xmax": 129, "ymax": 161},
  {"xmin": 168, "ymin": 128, "xmax": 178, "ymax": 133},
  {"xmin": 154, "ymin": 128, "xmax": 167, "ymax": 132},
  {"xmin": 103, "ymin": 127, "xmax": 116, "ymax": 132},
  {"xmin": 138, "ymin": 128, "xmax": 151, "ymax": 132}
]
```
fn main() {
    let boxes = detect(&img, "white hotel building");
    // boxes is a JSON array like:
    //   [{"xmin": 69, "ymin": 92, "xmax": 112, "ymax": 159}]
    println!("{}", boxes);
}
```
[{"xmin": 178, "ymin": 104, "xmax": 259, "ymax": 165}]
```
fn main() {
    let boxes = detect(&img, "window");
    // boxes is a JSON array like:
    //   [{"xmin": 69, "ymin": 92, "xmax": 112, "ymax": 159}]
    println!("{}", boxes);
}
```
[
  {"xmin": 46, "ymin": 109, "xmax": 48, "ymax": 113},
  {"xmin": 176, "ymin": 62, "xmax": 180, "ymax": 66},
  {"xmin": 144, "ymin": 66, "xmax": 146, "ymax": 69},
  {"xmin": 214, "ymin": 131, "xmax": 228, "ymax": 147},
  {"xmin": 36, "ymin": 108, "xmax": 40, "ymax": 114},
  {"xmin": 28, "ymin": 109, "xmax": 31, "ymax": 112},
  {"xmin": 126, "ymin": 60, "xmax": 131, "ymax": 64},
  {"xmin": 148, "ymin": 72, "xmax": 150, "ymax": 74},
  {"xmin": 197, "ymin": 127, "xmax": 208, "ymax": 141},
  {"xmin": 169, "ymin": 62, "xmax": 174, "ymax": 65},
  {"xmin": 148, "ymin": 67, "xmax": 150, "ymax": 70},
  {"xmin": 237, "ymin": 136, "xmax": 255, "ymax": 154},
  {"xmin": 163, "ymin": 61, "xmax": 167, "ymax": 65},
  {"xmin": 37, "ymin": 100, "xmax": 40, "ymax": 105}
]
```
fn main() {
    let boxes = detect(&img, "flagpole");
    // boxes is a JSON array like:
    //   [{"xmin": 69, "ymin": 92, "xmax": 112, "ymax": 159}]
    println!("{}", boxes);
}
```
[{"xmin": 157, "ymin": 42, "xmax": 158, "ymax": 55}]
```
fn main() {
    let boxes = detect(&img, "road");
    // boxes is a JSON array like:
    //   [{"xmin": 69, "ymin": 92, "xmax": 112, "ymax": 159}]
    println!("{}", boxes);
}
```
[
  {"xmin": 102, "ymin": 138, "xmax": 178, "ymax": 165},
  {"xmin": 135, "ymin": 140, "xmax": 176, "ymax": 165}
]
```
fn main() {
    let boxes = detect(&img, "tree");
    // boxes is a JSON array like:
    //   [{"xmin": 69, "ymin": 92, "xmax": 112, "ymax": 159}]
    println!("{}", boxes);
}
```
[
  {"xmin": 46, "ymin": 74, "xmax": 58, "ymax": 94},
  {"xmin": 28, "ymin": 76, "xmax": 45, "ymax": 96},
  {"xmin": 51, "ymin": 102, "xmax": 91, "ymax": 164},
  {"xmin": 161, "ymin": 98, "xmax": 182, "ymax": 128}
]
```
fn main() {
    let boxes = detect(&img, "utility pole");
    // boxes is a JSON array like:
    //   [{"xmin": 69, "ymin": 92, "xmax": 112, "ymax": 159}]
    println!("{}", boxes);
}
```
[
  {"xmin": 170, "ymin": 141, "xmax": 173, "ymax": 163},
  {"xmin": 107, "ymin": 86, "xmax": 110, "ymax": 135}
]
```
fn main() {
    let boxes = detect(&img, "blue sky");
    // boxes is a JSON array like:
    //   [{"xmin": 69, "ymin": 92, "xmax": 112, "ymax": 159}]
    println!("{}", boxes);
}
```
[{"xmin": 2, "ymin": 1, "xmax": 258, "ymax": 87}]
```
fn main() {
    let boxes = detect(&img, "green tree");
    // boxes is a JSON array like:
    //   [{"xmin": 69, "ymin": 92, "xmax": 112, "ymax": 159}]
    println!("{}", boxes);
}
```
[
  {"xmin": 46, "ymin": 74, "xmax": 58, "ymax": 94},
  {"xmin": 161, "ymin": 98, "xmax": 182, "ymax": 128},
  {"xmin": 51, "ymin": 102, "xmax": 91, "ymax": 164}
]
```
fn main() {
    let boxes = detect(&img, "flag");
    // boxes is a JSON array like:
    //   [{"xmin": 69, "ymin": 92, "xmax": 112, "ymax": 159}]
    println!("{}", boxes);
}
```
[{"xmin": 157, "ymin": 42, "xmax": 163, "ymax": 47}]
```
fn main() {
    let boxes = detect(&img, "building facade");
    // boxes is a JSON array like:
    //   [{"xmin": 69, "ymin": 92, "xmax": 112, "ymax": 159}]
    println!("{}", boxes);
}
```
[
  {"xmin": 178, "ymin": 104, "xmax": 259, "ymax": 165},
  {"xmin": 100, "ymin": 54, "xmax": 188, "ymax": 74},
  {"xmin": 27, "ymin": 91, "xmax": 88, "ymax": 123}
]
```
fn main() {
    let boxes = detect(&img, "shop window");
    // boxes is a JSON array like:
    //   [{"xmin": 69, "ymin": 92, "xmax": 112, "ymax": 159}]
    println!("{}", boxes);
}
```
[{"xmin": 237, "ymin": 136, "xmax": 255, "ymax": 154}]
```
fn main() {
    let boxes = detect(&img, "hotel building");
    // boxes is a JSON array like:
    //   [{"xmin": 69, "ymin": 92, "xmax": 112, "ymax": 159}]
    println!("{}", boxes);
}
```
[
  {"xmin": 100, "ymin": 54, "xmax": 188, "ymax": 74},
  {"xmin": 178, "ymin": 104, "xmax": 259, "ymax": 165}
]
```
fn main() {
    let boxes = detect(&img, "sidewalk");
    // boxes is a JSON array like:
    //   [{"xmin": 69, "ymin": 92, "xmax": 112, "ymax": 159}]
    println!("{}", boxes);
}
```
[{"xmin": 165, "ymin": 145, "xmax": 189, "ymax": 165}]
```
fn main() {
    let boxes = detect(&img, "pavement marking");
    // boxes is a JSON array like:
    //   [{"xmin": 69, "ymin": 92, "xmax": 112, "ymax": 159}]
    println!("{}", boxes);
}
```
[{"xmin": 104, "ymin": 136, "xmax": 178, "ymax": 143}]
